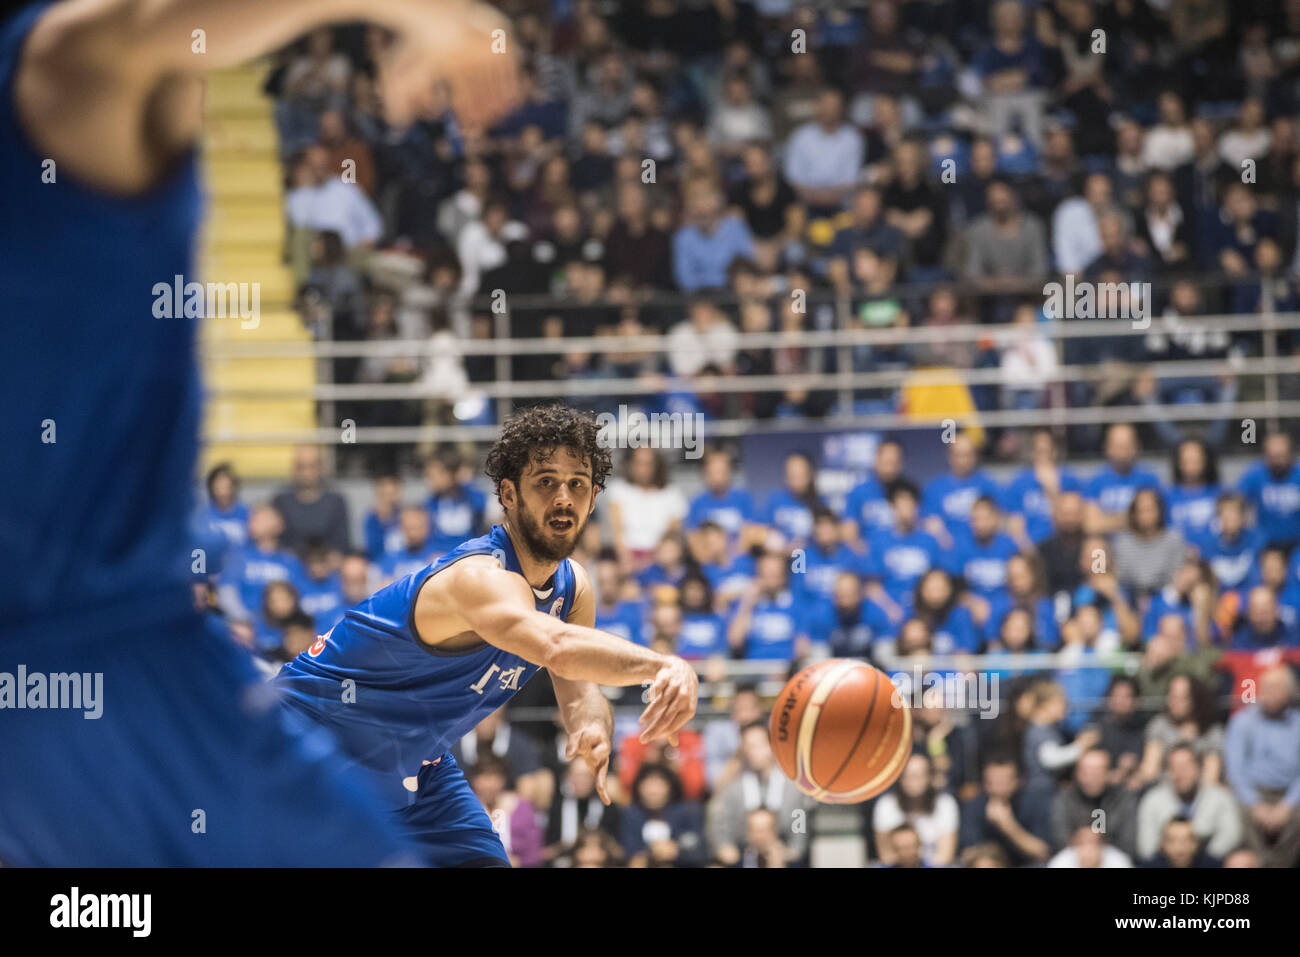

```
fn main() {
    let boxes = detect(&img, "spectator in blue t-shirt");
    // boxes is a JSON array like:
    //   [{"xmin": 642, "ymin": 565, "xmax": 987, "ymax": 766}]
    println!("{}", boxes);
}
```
[
  {"xmin": 1232, "ymin": 587, "xmax": 1300, "ymax": 651},
  {"xmin": 1260, "ymin": 548, "xmax": 1300, "ymax": 629},
  {"xmin": 1165, "ymin": 439, "xmax": 1221, "ymax": 544},
  {"xmin": 727, "ymin": 550, "xmax": 810, "ymax": 661},
  {"xmin": 1141, "ymin": 557, "xmax": 1218, "ymax": 647},
  {"xmin": 377, "ymin": 505, "xmax": 440, "ymax": 582},
  {"xmin": 593, "ymin": 553, "xmax": 649, "ymax": 646},
  {"xmin": 196, "ymin": 461, "xmax": 250, "ymax": 565},
  {"xmin": 982, "ymin": 553, "xmax": 1061, "ymax": 651},
  {"xmin": 217, "ymin": 503, "xmax": 307, "ymax": 627},
  {"xmin": 922, "ymin": 433, "xmax": 1001, "ymax": 544},
  {"xmin": 636, "ymin": 531, "xmax": 691, "ymax": 597},
  {"xmin": 1084, "ymin": 422, "xmax": 1162, "ymax": 535},
  {"xmin": 1002, "ymin": 428, "xmax": 1080, "ymax": 550},
  {"xmin": 907, "ymin": 568, "xmax": 979, "ymax": 654},
  {"xmin": 254, "ymin": 579, "xmax": 308, "ymax": 657},
  {"xmin": 676, "ymin": 573, "xmax": 727, "ymax": 660},
  {"xmin": 1238, "ymin": 432, "xmax": 1300, "ymax": 550},
  {"xmin": 425, "ymin": 448, "xmax": 488, "ymax": 555},
  {"xmin": 297, "ymin": 542, "xmax": 346, "ymax": 636},
  {"xmin": 865, "ymin": 478, "xmax": 943, "ymax": 618},
  {"xmin": 1195, "ymin": 493, "xmax": 1264, "ymax": 594},
  {"xmin": 948, "ymin": 496, "xmax": 1021, "ymax": 604},
  {"xmin": 686, "ymin": 446, "xmax": 757, "ymax": 546},
  {"xmin": 761, "ymin": 451, "xmax": 824, "ymax": 547},
  {"xmin": 363, "ymin": 473, "xmax": 405, "ymax": 561},
  {"xmin": 795, "ymin": 508, "xmax": 862, "ymax": 604},
  {"xmin": 805, "ymin": 571, "xmax": 894, "ymax": 664},
  {"xmin": 842, "ymin": 438, "xmax": 905, "ymax": 548}
]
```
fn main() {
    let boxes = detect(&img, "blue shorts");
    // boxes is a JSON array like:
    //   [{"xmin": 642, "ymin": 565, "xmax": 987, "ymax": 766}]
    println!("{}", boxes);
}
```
[
  {"xmin": 396, "ymin": 753, "xmax": 509, "ymax": 867},
  {"xmin": 0, "ymin": 610, "xmax": 418, "ymax": 866}
]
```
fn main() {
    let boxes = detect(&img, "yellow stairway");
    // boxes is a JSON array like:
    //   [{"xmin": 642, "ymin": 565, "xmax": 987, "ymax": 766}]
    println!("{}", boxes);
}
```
[{"xmin": 198, "ymin": 63, "xmax": 315, "ymax": 479}]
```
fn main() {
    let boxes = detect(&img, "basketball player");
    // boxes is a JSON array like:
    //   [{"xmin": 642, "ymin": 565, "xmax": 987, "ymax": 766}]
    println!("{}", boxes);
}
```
[
  {"xmin": 275, "ymin": 406, "xmax": 700, "ymax": 866},
  {"xmin": 0, "ymin": 0, "xmax": 522, "ymax": 866}
]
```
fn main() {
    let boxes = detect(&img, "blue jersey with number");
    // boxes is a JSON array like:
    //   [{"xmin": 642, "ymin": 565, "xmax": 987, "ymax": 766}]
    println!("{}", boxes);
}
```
[{"xmin": 274, "ymin": 525, "xmax": 574, "ymax": 808}]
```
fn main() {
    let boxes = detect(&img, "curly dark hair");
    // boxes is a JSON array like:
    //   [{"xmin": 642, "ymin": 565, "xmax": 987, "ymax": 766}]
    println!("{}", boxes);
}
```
[{"xmin": 483, "ymin": 405, "xmax": 613, "ymax": 507}]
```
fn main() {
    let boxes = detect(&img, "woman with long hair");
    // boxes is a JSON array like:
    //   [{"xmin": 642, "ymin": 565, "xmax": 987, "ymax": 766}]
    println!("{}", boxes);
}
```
[{"xmin": 872, "ymin": 752, "xmax": 959, "ymax": 866}]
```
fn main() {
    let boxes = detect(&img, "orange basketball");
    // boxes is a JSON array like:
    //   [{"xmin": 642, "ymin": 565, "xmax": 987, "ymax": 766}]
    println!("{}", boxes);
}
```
[{"xmin": 769, "ymin": 659, "xmax": 912, "ymax": 804}]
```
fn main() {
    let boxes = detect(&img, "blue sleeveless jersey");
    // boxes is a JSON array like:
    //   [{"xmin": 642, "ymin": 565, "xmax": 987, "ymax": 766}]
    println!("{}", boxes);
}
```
[
  {"xmin": 1, "ymin": 2, "xmax": 203, "ymax": 633},
  {"xmin": 274, "ymin": 526, "xmax": 575, "ymax": 808}
]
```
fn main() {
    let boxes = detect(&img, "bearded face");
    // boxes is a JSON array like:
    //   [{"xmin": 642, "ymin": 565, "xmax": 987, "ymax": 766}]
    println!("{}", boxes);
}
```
[{"xmin": 506, "ymin": 446, "xmax": 595, "ymax": 563}]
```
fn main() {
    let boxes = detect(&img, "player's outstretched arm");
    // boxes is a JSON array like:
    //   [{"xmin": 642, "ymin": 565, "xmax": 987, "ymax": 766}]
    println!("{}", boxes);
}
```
[
  {"xmin": 18, "ymin": 0, "xmax": 519, "ymax": 192},
  {"xmin": 418, "ymin": 558, "xmax": 697, "ymax": 743}
]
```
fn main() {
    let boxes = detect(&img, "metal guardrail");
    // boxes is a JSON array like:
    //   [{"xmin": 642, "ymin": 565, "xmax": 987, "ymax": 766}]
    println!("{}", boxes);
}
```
[{"xmin": 203, "ymin": 308, "xmax": 1300, "ymax": 444}]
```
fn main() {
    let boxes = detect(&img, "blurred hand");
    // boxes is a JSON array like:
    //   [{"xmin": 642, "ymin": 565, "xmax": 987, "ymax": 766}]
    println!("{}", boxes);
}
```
[{"xmin": 376, "ymin": 2, "xmax": 522, "ymax": 128}]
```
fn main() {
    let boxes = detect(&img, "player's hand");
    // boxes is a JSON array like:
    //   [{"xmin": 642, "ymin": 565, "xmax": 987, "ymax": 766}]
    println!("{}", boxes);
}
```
[
  {"xmin": 376, "ymin": 2, "xmax": 522, "ymax": 129},
  {"xmin": 638, "ymin": 656, "xmax": 698, "ymax": 745},
  {"xmin": 565, "ymin": 723, "xmax": 612, "ymax": 806}
]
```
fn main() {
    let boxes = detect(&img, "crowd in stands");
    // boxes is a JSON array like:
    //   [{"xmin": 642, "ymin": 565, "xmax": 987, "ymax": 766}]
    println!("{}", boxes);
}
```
[
  {"xmin": 192, "ymin": 0, "xmax": 1300, "ymax": 869},
  {"xmin": 266, "ymin": 0, "xmax": 1300, "ymax": 470},
  {"xmin": 189, "ymin": 417, "xmax": 1300, "ymax": 866}
]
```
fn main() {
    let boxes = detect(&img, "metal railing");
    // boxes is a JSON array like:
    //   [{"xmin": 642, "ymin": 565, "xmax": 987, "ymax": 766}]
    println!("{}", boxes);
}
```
[{"xmin": 203, "ymin": 304, "xmax": 1300, "ymax": 445}]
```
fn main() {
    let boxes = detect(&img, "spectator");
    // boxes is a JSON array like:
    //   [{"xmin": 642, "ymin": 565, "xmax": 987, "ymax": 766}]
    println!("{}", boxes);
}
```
[
  {"xmin": 963, "ymin": 179, "xmax": 1049, "ymax": 313},
  {"xmin": 1237, "ymin": 432, "xmax": 1300, "ymax": 551},
  {"xmin": 604, "ymin": 447, "xmax": 688, "ymax": 571},
  {"xmin": 544, "ymin": 758, "xmax": 621, "ymax": 864},
  {"xmin": 285, "ymin": 145, "xmax": 382, "ymax": 250},
  {"xmin": 217, "ymin": 504, "xmax": 306, "ymax": 628},
  {"xmin": 782, "ymin": 87, "xmax": 864, "ymax": 216},
  {"xmin": 968, "ymin": 0, "xmax": 1049, "ymax": 148},
  {"xmin": 727, "ymin": 551, "xmax": 809, "ymax": 662},
  {"xmin": 708, "ymin": 72, "xmax": 772, "ymax": 157},
  {"xmin": 828, "ymin": 186, "xmax": 904, "ymax": 292},
  {"xmin": 1050, "ymin": 748, "xmax": 1139, "ymax": 857},
  {"xmin": 873, "ymin": 753, "xmax": 960, "ymax": 867},
  {"xmin": 708, "ymin": 721, "xmax": 810, "ymax": 866},
  {"xmin": 604, "ymin": 184, "xmax": 673, "ymax": 291},
  {"xmin": 1145, "ymin": 816, "xmax": 1221, "ymax": 868},
  {"xmin": 1111, "ymin": 488, "xmax": 1190, "ymax": 602},
  {"xmin": 1023, "ymin": 681, "xmax": 1101, "ymax": 791},
  {"xmin": 1047, "ymin": 826, "xmax": 1134, "ymax": 868},
  {"xmin": 1224, "ymin": 665, "xmax": 1300, "ymax": 867},
  {"xmin": 455, "ymin": 706, "xmax": 550, "ymax": 812},
  {"xmin": 196, "ymin": 461, "xmax": 250, "ymax": 562},
  {"xmin": 272, "ymin": 445, "xmax": 352, "ymax": 560},
  {"xmin": 1083, "ymin": 423, "xmax": 1162, "ymax": 535},
  {"xmin": 1052, "ymin": 172, "xmax": 1122, "ymax": 275},
  {"xmin": 1037, "ymin": 490, "xmax": 1087, "ymax": 596},
  {"xmin": 732, "ymin": 807, "xmax": 793, "ymax": 868},
  {"xmin": 921, "ymin": 433, "xmax": 1001, "ymax": 544},
  {"xmin": 1137, "ymin": 745, "xmax": 1242, "ymax": 862},
  {"xmin": 666, "ymin": 297, "xmax": 740, "ymax": 378},
  {"xmin": 316, "ymin": 108, "xmax": 375, "ymax": 197},
  {"xmin": 621, "ymin": 763, "xmax": 706, "ymax": 868},
  {"xmin": 424, "ymin": 447, "xmax": 488, "ymax": 556},
  {"xmin": 1091, "ymin": 676, "xmax": 1146, "ymax": 788},
  {"xmin": 469, "ymin": 755, "xmax": 543, "ymax": 869},
  {"xmin": 672, "ymin": 177, "xmax": 756, "ymax": 292},
  {"xmin": 957, "ymin": 755, "xmax": 1052, "ymax": 867}
]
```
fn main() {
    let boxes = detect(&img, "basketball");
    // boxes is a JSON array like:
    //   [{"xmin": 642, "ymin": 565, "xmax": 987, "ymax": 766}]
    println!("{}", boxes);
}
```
[{"xmin": 769, "ymin": 659, "xmax": 912, "ymax": 805}]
